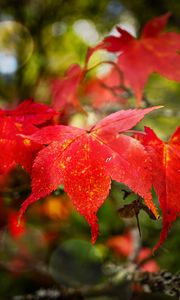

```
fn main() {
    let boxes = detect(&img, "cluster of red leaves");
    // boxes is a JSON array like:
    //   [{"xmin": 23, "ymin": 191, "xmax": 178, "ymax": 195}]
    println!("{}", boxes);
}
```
[
  {"xmin": 50, "ymin": 14, "xmax": 180, "ymax": 111},
  {"xmin": 15, "ymin": 105, "xmax": 179, "ymax": 250},
  {"xmin": 0, "ymin": 13, "xmax": 180, "ymax": 251}
]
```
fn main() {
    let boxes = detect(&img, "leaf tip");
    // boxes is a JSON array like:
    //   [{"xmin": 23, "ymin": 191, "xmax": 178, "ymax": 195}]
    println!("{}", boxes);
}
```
[{"xmin": 85, "ymin": 213, "xmax": 99, "ymax": 244}]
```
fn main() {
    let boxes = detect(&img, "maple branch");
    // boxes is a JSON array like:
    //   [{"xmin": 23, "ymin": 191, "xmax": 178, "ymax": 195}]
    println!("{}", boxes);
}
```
[
  {"xmin": 93, "ymin": 76, "xmax": 179, "ymax": 118},
  {"xmin": 11, "ymin": 268, "xmax": 180, "ymax": 300},
  {"xmin": 95, "ymin": 85, "xmax": 180, "ymax": 118},
  {"xmin": 86, "ymin": 60, "xmax": 125, "ymax": 85}
]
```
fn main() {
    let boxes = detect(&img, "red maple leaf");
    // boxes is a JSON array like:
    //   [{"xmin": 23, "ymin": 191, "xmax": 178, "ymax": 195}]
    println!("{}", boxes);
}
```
[
  {"xmin": 0, "ymin": 99, "xmax": 56, "ymax": 174},
  {"xmin": 51, "ymin": 64, "xmax": 85, "ymax": 113},
  {"xmin": 19, "ymin": 107, "xmax": 160, "ymax": 243},
  {"xmin": 141, "ymin": 126, "xmax": 180, "ymax": 250},
  {"xmin": 84, "ymin": 67, "xmax": 126, "ymax": 108},
  {"xmin": 2, "ymin": 99, "xmax": 56, "ymax": 125},
  {"xmin": 87, "ymin": 13, "xmax": 180, "ymax": 105}
]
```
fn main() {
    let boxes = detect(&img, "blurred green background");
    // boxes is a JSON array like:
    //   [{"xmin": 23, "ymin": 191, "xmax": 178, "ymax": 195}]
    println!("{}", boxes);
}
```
[{"xmin": 0, "ymin": 0, "xmax": 179, "ymax": 299}]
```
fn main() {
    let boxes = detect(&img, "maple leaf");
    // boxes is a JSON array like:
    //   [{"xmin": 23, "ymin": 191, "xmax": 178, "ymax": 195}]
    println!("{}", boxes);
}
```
[
  {"xmin": 87, "ymin": 13, "xmax": 180, "ymax": 105},
  {"xmin": 2, "ymin": 99, "xmax": 56, "ymax": 125},
  {"xmin": 0, "ymin": 99, "xmax": 56, "ymax": 174},
  {"xmin": 141, "ymin": 126, "xmax": 180, "ymax": 250},
  {"xmin": 84, "ymin": 67, "xmax": 127, "ymax": 108},
  {"xmin": 19, "ymin": 107, "xmax": 160, "ymax": 243},
  {"xmin": 51, "ymin": 64, "xmax": 85, "ymax": 113}
]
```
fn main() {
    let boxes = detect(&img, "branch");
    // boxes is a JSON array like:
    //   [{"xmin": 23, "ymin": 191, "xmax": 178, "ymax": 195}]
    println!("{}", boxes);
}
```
[
  {"xmin": 95, "ymin": 81, "xmax": 180, "ymax": 118},
  {"xmin": 135, "ymin": 270, "xmax": 180, "ymax": 298},
  {"xmin": 12, "ymin": 267, "xmax": 180, "ymax": 299}
]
